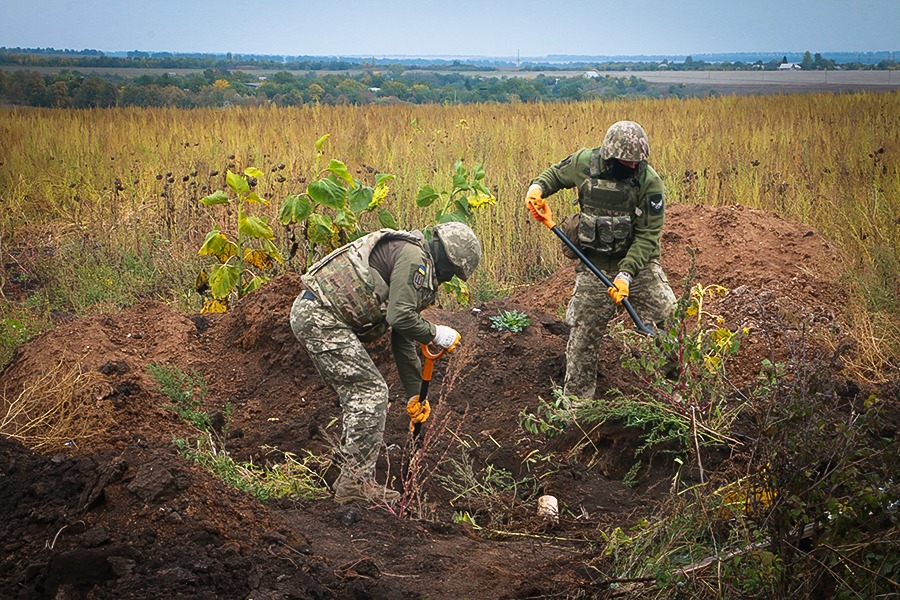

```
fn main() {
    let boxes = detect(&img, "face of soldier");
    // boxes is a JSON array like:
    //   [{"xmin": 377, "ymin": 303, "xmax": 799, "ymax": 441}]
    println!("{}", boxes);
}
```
[
  {"xmin": 431, "ymin": 239, "xmax": 456, "ymax": 283},
  {"xmin": 610, "ymin": 158, "xmax": 638, "ymax": 180}
]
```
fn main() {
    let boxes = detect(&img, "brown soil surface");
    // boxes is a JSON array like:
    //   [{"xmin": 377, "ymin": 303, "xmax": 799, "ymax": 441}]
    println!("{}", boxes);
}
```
[{"xmin": 0, "ymin": 203, "xmax": 865, "ymax": 599}]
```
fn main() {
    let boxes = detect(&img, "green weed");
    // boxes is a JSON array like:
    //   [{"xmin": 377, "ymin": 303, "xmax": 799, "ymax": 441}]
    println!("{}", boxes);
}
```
[
  {"xmin": 621, "ymin": 461, "xmax": 642, "ymax": 489},
  {"xmin": 0, "ymin": 303, "xmax": 52, "ymax": 368},
  {"xmin": 174, "ymin": 438, "xmax": 329, "ymax": 501},
  {"xmin": 587, "ymin": 322, "xmax": 899, "ymax": 599},
  {"xmin": 436, "ymin": 448, "xmax": 531, "ymax": 505},
  {"xmin": 146, "ymin": 362, "xmax": 215, "ymax": 432},
  {"xmin": 489, "ymin": 309, "xmax": 531, "ymax": 333},
  {"xmin": 518, "ymin": 388, "xmax": 574, "ymax": 438},
  {"xmin": 594, "ymin": 491, "xmax": 775, "ymax": 596},
  {"xmin": 581, "ymin": 283, "xmax": 749, "ymax": 458}
]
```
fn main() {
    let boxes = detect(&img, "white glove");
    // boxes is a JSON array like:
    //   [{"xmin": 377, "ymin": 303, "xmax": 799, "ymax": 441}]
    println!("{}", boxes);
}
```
[
  {"xmin": 433, "ymin": 325, "xmax": 461, "ymax": 351},
  {"xmin": 614, "ymin": 271, "xmax": 633, "ymax": 285}
]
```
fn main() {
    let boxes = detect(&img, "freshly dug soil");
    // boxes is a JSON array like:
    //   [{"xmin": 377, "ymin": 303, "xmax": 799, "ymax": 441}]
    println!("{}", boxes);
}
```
[{"xmin": 0, "ymin": 203, "xmax": 865, "ymax": 599}]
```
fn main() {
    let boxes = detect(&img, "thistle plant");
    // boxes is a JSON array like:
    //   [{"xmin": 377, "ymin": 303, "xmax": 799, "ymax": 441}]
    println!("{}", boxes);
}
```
[{"xmin": 489, "ymin": 309, "xmax": 532, "ymax": 333}]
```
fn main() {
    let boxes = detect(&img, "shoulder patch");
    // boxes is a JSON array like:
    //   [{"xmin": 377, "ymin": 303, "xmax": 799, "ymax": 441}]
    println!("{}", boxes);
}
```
[
  {"xmin": 411, "ymin": 265, "xmax": 427, "ymax": 289},
  {"xmin": 648, "ymin": 193, "xmax": 664, "ymax": 214}
]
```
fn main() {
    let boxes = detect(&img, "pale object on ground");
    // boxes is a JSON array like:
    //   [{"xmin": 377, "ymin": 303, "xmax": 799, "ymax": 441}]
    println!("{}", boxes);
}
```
[{"xmin": 537, "ymin": 495, "xmax": 559, "ymax": 522}]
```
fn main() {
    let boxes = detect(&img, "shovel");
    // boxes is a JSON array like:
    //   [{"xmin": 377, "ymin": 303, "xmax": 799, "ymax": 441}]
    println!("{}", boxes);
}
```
[
  {"xmin": 527, "ymin": 198, "xmax": 655, "ymax": 336},
  {"xmin": 411, "ymin": 343, "xmax": 446, "ymax": 442}
]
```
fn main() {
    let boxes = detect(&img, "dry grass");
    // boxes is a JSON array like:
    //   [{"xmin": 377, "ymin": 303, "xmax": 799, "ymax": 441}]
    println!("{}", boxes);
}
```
[
  {"xmin": 832, "ymin": 303, "xmax": 900, "ymax": 383},
  {"xmin": 0, "ymin": 91, "xmax": 898, "ymax": 372},
  {"xmin": 2, "ymin": 94, "xmax": 897, "ymax": 282},
  {"xmin": 0, "ymin": 361, "xmax": 106, "ymax": 450}
]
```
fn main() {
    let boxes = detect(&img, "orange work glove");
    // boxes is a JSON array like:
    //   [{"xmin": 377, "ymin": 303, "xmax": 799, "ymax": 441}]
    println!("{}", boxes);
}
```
[
  {"xmin": 406, "ymin": 395, "xmax": 431, "ymax": 432},
  {"xmin": 526, "ymin": 184, "xmax": 557, "ymax": 228},
  {"xmin": 607, "ymin": 272, "xmax": 632, "ymax": 305},
  {"xmin": 525, "ymin": 183, "xmax": 546, "ymax": 217}
]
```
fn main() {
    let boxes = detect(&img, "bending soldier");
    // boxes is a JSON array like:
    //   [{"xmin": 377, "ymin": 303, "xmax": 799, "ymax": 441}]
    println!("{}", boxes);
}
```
[{"xmin": 290, "ymin": 222, "xmax": 482, "ymax": 505}]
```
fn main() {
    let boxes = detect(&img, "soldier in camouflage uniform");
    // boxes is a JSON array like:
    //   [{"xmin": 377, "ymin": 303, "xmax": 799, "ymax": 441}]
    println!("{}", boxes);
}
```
[
  {"xmin": 526, "ymin": 121, "xmax": 676, "ymax": 399},
  {"xmin": 290, "ymin": 222, "xmax": 482, "ymax": 505}
]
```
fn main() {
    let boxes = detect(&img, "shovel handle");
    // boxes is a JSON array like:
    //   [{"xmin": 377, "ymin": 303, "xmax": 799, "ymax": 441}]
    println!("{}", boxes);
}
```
[
  {"xmin": 421, "ymin": 343, "xmax": 446, "ymax": 362},
  {"xmin": 527, "ymin": 199, "xmax": 654, "ymax": 336},
  {"xmin": 412, "ymin": 343, "xmax": 446, "ymax": 441},
  {"xmin": 420, "ymin": 343, "xmax": 445, "ymax": 383},
  {"xmin": 527, "ymin": 198, "xmax": 556, "ymax": 229},
  {"xmin": 551, "ymin": 225, "xmax": 655, "ymax": 336}
]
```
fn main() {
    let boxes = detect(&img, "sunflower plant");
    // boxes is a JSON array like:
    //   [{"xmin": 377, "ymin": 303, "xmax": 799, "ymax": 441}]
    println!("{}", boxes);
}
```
[
  {"xmin": 415, "ymin": 159, "xmax": 495, "ymax": 225},
  {"xmin": 196, "ymin": 167, "xmax": 282, "ymax": 313},
  {"xmin": 416, "ymin": 159, "xmax": 496, "ymax": 304},
  {"xmin": 278, "ymin": 134, "xmax": 398, "ymax": 268}
]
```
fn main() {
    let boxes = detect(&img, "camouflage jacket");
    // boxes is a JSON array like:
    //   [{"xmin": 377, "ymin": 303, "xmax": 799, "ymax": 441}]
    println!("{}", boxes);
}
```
[
  {"xmin": 301, "ymin": 229, "xmax": 438, "ymax": 397},
  {"xmin": 531, "ymin": 147, "xmax": 666, "ymax": 276}
]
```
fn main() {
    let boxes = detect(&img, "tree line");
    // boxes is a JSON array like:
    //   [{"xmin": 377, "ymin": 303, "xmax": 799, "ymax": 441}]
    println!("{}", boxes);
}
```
[
  {"xmin": 1, "ymin": 48, "xmax": 896, "ymax": 109},
  {"xmin": 3, "ymin": 47, "xmax": 896, "ymax": 72},
  {"xmin": 0, "ymin": 68, "xmax": 656, "ymax": 108}
]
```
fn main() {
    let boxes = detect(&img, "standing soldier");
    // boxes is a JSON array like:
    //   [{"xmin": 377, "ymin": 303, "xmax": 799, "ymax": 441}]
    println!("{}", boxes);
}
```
[
  {"xmin": 290, "ymin": 223, "xmax": 482, "ymax": 505},
  {"xmin": 525, "ymin": 120, "xmax": 676, "ymax": 399}
]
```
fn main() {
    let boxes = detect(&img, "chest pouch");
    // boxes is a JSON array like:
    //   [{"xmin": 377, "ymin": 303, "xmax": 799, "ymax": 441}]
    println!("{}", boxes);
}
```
[
  {"xmin": 576, "ymin": 214, "xmax": 633, "ymax": 257},
  {"xmin": 577, "ymin": 177, "xmax": 638, "ymax": 258}
]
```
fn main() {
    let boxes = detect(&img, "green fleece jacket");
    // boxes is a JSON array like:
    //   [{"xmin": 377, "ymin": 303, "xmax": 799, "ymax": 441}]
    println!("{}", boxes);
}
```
[
  {"xmin": 530, "ymin": 147, "xmax": 666, "ymax": 276},
  {"xmin": 371, "ymin": 240, "xmax": 437, "ymax": 399}
]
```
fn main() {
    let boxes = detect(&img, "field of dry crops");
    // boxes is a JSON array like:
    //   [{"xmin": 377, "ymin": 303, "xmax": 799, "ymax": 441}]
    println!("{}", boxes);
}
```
[{"xmin": 1, "ymin": 91, "xmax": 898, "ymax": 367}]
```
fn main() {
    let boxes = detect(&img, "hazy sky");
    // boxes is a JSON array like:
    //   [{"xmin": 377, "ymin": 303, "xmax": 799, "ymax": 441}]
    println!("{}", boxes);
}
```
[{"xmin": 1, "ymin": 0, "xmax": 898, "ymax": 58}]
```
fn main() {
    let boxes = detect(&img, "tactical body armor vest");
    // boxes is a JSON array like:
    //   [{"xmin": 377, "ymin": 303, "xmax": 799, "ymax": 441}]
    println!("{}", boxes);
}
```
[
  {"xmin": 576, "ymin": 148, "xmax": 646, "ymax": 258},
  {"xmin": 301, "ymin": 229, "xmax": 437, "ymax": 330}
]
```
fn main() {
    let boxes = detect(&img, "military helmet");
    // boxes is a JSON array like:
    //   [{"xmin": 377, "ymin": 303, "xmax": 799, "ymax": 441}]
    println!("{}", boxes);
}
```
[
  {"xmin": 599, "ymin": 120, "xmax": 650, "ymax": 162},
  {"xmin": 433, "ymin": 222, "xmax": 482, "ymax": 281}
]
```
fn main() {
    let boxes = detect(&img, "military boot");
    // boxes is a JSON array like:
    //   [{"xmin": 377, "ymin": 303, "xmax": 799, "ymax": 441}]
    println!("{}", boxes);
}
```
[{"xmin": 333, "ymin": 476, "xmax": 400, "ymax": 507}]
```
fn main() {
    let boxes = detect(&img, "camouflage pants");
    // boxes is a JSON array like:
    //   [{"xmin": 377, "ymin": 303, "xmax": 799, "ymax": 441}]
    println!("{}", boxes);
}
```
[
  {"xmin": 289, "ymin": 294, "xmax": 389, "ymax": 486},
  {"xmin": 564, "ymin": 259, "xmax": 676, "ymax": 399}
]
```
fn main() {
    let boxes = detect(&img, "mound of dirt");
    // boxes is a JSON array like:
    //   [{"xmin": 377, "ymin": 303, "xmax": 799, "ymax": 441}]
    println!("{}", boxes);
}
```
[{"xmin": 0, "ymin": 203, "xmax": 860, "ymax": 599}]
